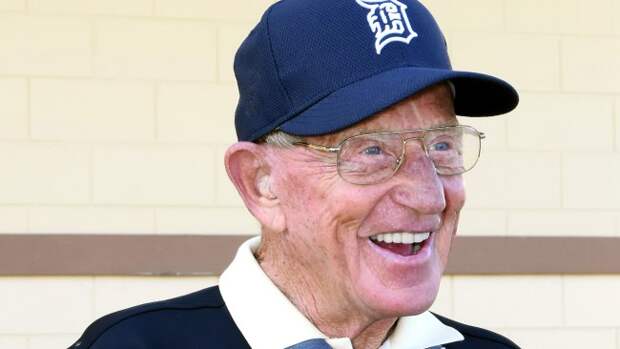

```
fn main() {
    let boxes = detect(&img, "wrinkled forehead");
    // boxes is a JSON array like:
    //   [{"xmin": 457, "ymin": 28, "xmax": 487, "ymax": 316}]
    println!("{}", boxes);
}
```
[{"xmin": 310, "ymin": 83, "xmax": 456, "ymax": 145}]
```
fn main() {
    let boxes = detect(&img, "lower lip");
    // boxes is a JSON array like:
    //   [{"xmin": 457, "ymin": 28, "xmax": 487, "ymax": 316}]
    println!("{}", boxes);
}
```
[{"xmin": 366, "ymin": 234, "xmax": 434, "ymax": 265}]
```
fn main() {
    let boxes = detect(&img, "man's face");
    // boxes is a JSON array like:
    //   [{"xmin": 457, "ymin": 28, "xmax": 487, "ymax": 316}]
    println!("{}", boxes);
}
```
[{"xmin": 268, "ymin": 83, "xmax": 465, "ymax": 320}]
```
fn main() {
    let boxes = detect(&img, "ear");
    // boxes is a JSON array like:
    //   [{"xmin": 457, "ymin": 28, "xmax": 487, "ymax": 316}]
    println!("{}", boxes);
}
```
[{"xmin": 224, "ymin": 142, "xmax": 286, "ymax": 233}]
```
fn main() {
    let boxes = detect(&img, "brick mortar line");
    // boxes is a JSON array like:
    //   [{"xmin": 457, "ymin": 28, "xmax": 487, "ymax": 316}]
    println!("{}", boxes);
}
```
[
  {"xmin": 152, "ymin": 82, "xmax": 159, "ymax": 141},
  {"xmin": 0, "ymin": 139, "xmax": 233, "ymax": 147},
  {"xmin": 2, "ymin": 11, "xmax": 618, "ymax": 37},
  {"xmin": 0, "ymin": 11, "xmax": 258, "ymax": 24},
  {"xmin": 0, "ymin": 76, "xmax": 230, "ymax": 85},
  {"xmin": 613, "ymin": 98, "xmax": 618, "ymax": 151},
  {"xmin": 88, "ymin": 145, "xmax": 94, "ymax": 204},
  {"xmin": 6, "ymin": 207, "xmax": 620, "ymax": 214},
  {"xmin": 215, "ymin": 26, "xmax": 221, "ymax": 83},
  {"xmin": 558, "ymin": 39, "xmax": 564, "ymax": 91},
  {"xmin": 560, "ymin": 275, "xmax": 567, "ymax": 326},
  {"xmin": 0, "ymin": 204, "xmax": 248, "ymax": 209},
  {"xmin": 3, "ymin": 75, "xmax": 612, "ymax": 94},
  {"xmin": 15, "ymin": 141, "xmax": 620, "ymax": 152},
  {"xmin": 500, "ymin": 0, "xmax": 508, "ymax": 32},
  {"xmin": 25, "ymin": 78, "xmax": 32, "ymax": 140},
  {"xmin": 559, "ymin": 153, "xmax": 565, "ymax": 209},
  {"xmin": 89, "ymin": 17, "xmax": 97, "ymax": 76},
  {"xmin": 449, "ymin": 30, "xmax": 620, "ymax": 40}
]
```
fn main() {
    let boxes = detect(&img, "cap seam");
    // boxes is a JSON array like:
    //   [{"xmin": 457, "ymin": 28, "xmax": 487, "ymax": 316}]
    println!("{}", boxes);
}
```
[{"xmin": 265, "ymin": 3, "xmax": 294, "ymax": 110}]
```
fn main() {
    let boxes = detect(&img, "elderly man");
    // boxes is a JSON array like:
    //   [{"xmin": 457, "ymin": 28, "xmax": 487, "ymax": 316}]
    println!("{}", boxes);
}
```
[{"xmin": 72, "ymin": 0, "xmax": 520, "ymax": 348}]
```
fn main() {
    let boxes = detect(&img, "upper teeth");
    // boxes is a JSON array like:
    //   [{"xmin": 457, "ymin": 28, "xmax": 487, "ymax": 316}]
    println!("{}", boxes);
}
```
[{"xmin": 370, "ymin": 232, "xmax": 431, "ymax": 244}]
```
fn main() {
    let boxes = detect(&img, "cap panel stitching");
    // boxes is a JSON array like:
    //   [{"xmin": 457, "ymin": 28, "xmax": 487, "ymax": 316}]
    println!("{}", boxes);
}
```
[{"xmin": 265, "ymin": 3, "xmax": 294, "ymax": 109}]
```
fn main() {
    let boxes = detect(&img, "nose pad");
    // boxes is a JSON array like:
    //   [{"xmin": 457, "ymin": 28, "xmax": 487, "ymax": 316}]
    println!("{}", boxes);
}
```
[{"xmin": 390, "ymin": 144, "xmax": 446, "ymax": 214}]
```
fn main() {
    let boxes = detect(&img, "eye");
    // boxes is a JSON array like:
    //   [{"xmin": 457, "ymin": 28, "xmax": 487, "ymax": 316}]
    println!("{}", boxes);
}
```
[
  {"xmin": 363, "ymin": 145, "xmax": 383, "ymax": 155},
  {"xmin": 431, "ymin": 141, "xmax": 451, "ymax": 151}
]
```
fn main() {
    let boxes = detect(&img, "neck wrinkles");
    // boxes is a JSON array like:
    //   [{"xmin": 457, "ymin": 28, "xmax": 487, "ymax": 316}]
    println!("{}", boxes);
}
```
[{"xmin": 257, "ymin": 237, "xmax": 397, "ymax": 349}]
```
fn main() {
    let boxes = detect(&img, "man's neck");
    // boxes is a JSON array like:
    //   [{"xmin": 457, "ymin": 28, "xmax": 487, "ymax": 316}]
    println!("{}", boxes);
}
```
[{"xmin": 256, "ymin": 240, "xmax": 397, "ymax": 349}]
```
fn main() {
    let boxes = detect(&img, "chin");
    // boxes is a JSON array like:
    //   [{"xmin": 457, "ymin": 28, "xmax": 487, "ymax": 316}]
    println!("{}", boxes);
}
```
[
  {"xmin": 352, "ymin": 236, "xmax": 445, "ymax": 318},
  {"xmin": 355, "ymin": 273, "xmax": 442, "ymax": 318}
]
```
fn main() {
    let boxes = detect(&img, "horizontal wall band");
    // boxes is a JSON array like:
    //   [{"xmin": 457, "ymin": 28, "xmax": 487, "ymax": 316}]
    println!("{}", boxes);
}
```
[{"xmin": 0, "ymin": 235, "xmax": 618, "ymax": 276}]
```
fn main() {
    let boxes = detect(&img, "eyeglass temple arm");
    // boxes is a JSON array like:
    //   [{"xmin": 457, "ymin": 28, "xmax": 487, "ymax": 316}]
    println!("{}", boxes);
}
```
[{"xmin": 297, "ymin": 142, "xmax": 340, "ymax": 153}]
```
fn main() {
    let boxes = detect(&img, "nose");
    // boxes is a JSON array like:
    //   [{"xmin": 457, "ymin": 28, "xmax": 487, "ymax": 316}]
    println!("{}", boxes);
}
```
[{"xmin": 389, "ymin": 142, "xmax": 446, "ymax": 215}]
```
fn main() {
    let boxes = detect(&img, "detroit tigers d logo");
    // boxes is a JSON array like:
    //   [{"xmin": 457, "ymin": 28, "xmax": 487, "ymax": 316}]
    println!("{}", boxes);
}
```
[{"xmin": 356, "ymin": 0, "xmax": 418, "ymax": 55}]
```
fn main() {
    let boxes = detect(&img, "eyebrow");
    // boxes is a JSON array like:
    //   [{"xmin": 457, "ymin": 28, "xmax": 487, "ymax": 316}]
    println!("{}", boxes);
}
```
[
  {"xmin": 341, "ymin": 122, "xmax": 461, "ymax": 139},
  {"xmin": 312, "ymin": 122, "xmax": 462, "ymax": 147},
  {"xmin": 380, "ymin": 122, "xmax": 461, "ymax": 133}
]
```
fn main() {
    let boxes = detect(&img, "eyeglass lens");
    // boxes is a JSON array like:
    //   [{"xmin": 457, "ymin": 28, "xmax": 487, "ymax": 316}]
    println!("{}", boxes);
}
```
[{"xmin": 337, "ymin": 126, "xmax": 480, "ymax": 185}]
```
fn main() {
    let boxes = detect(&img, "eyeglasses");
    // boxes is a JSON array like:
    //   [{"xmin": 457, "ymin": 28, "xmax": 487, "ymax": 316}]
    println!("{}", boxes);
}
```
[{"xmin": 294, "ymin": 125, "xmax": 485, "ymax": 185}]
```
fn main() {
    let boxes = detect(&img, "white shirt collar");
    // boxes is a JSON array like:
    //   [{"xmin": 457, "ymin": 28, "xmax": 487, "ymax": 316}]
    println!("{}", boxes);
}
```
[{"xmin": 219, "ymin": 236, "xmax": 464, "ymax": 349}]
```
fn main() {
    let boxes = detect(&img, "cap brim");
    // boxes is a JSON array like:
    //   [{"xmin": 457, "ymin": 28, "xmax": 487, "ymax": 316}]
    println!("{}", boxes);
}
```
[{"xmin": 279, "ymin": 67, "xmax": 519, "ymax": 137}]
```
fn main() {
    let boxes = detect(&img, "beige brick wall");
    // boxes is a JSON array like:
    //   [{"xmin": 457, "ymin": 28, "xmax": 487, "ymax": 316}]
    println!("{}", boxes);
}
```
[
  {"xmin": 1, "ymin": 0, "xmax": 619, "ymax": 347},
  {"xmin": 0, "ymin": 276, "xmax": 218, "ymax": 348}
]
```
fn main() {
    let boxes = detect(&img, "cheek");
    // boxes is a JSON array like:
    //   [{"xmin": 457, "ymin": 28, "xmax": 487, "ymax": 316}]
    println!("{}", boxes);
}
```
[
  {"xmin": 276, "ymin": 156, "xmax": 363, "ymax": 231},
  {"xmin": 279, "ymin": 174, "xmax": 373, "ymax": 277},
  {"xmin": 276, "ymin": 167, "xmax": 352, "ymax": 245},
  {"xmin": 437, "ymin": 176, "xmax": 465, "ymax": 266},
  {"xmin": 442, "ymin": 175, "xmax": 466, "ymax": 211}
]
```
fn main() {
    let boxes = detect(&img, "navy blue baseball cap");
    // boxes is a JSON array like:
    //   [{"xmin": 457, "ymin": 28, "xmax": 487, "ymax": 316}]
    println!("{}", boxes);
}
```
[{"xmin": 234, "ymin": 0, "xmax": 519, "ymax": 142}]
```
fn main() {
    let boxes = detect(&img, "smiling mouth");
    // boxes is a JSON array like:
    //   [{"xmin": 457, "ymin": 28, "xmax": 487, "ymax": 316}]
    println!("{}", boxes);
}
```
[{"xmin": 369, "ymin": 232, "xmax": 432, "ymax": 256}]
